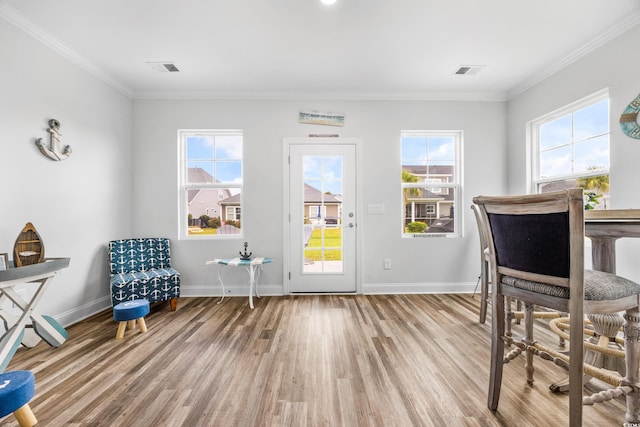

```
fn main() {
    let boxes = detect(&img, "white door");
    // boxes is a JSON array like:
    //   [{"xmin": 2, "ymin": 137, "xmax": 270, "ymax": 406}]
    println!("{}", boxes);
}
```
[{"xmin": 288, "ymin": 142, "xmax": 357, "ymax": 292}]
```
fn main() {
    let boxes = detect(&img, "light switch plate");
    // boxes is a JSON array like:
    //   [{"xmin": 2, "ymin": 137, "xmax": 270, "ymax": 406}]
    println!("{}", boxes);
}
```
[{"xmin": 368, "ymin": 204, "xmax": 384, "ymax": 214}]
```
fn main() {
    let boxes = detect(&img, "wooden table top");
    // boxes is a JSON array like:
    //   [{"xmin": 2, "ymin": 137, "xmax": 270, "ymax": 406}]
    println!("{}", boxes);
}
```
[{"xmin": 585, "ymin": 209, "xmax": 640, "ymax": 221}]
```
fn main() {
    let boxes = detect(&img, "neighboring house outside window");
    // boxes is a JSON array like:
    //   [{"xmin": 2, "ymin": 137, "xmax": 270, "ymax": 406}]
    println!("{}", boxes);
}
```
[
  {"xmin": 187, "ymin": 168, "xmax": 232, "ymax": 220},
  {"xmin": 304, "ymin": 184, "xmax": 341, "ymax": 227},
  {"xmin": 530, "ymin": 89, "xmax": 610, "ymax": 210},
  {"xmin": 401, "ymin": 131, "xmax": 462, "ymax": 237},
  {"xmin": 179, "ymin": 130, "xmax": 243, "ymax": 238}
]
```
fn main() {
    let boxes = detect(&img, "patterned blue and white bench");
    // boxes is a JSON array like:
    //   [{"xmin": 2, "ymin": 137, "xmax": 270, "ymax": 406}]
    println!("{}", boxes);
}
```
[{"xmin": 109, "ymin": 238, "xmax": 180, "ymax": 311}]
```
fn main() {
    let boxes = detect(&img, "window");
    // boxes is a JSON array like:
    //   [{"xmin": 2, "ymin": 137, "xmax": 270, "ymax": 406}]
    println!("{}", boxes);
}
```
[
  {"xmin": 401, "ymin": 131, "xmax": 462, "ymax": 237},
  {"xmin": 530, "ymin": 90, "xmax": 610, "ymax": 210},
  {"xmin": 179, "ymin": 130, "xmax": 243, "ymax": 238}
]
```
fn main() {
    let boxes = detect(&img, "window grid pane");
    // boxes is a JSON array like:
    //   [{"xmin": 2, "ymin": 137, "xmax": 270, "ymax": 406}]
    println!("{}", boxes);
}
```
[
  {"xmin": 401, "ymin": 131, "xmax": 461, "ymax": 237},
  {"xmin": 181, "ymin": 130, "xmax": 243, "ymax": 238},
  {"xmin": 533, "ymin": 92, "xmax": 610, "ymax": 210}
]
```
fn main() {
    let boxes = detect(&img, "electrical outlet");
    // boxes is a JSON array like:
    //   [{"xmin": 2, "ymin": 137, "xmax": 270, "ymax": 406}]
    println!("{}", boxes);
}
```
[{"xmin": 383, "ymin": 259, "xmax": 391, "ymax": 270}]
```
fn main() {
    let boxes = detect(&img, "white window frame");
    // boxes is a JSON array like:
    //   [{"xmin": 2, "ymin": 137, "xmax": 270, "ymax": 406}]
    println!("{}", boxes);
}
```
[
  {"xmin": 528, "ymin": 89, "xmax": 610, "ymax": 197},
  {"xmin": 401, "ymin": 130, "xmax": 463, "ymax": 238},
  {"xmin": 178, "ymin": 129, "xmax": 243, "ymax": 239}
]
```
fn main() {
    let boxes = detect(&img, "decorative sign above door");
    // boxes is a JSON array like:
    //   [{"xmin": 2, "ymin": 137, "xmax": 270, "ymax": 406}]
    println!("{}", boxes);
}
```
[
  {"xmin": 298, "ymin": 109, "xmax": 345, "ymax": 127},
  {"xmin": 620, "ymin": 93, "xmax": 640, "ymax": 139}
]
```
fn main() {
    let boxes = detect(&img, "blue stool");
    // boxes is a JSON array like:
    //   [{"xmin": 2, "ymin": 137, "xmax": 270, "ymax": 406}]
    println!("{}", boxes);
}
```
[
  {"xmin": 113, "ymin": 299, "xmax": 150, "ymax": 339},
  {"xmin": 0, "ymin": 370, "xmax": 37, "ymax": 426}
]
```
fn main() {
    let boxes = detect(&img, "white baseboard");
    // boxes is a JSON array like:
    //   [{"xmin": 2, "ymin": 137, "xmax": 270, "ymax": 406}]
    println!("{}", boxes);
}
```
[
  {"xmin": 182, "ymin": 282, "xmax": 478, "ymax": 297},
  {"xmin": 52, "ymin": 282, "xmax": 478, "ymax": 328},
  {"xmin": 363, "ymin": 281, "xmax": 478, "ymax": 294},
  {"xmin": 55, "ymin": 296, "xmax": 112, "ymax": 328}
]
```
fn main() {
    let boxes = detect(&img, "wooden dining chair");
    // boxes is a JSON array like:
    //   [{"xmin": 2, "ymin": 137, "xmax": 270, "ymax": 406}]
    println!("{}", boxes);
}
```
[
  {"xmin": 472, "ymin": 203, "xmax": 564, "ymax": 346},
  {"xmin": 471, "ymin": 204, "xmax": 491, "ymax": 324},
  {"xmin": 473, "ymin": 189, "xmax": 640, "ymax": 427}
]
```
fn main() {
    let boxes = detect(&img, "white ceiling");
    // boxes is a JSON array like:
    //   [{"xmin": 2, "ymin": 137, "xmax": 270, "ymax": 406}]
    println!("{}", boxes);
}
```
[{"xmin": 3, "ymin": 0, "xmax": 640, "ymax": 100}]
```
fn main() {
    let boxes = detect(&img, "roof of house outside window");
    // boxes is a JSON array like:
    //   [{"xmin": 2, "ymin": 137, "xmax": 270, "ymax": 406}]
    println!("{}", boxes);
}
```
[
  {"xmin": 402, "ymin": 165, "xmax": 453, "ymax": 176},
  {"xmin": 188, "ymin": 167, "xmax": 214, "ymax": 184},
  {"xmin": 303, "ymin": 183, "xmax": 341, "ymax": 204}
]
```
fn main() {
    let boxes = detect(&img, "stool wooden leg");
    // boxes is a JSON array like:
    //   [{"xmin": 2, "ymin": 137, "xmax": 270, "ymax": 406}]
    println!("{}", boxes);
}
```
[
  {"xmin": 127, "ymin": 320, "xmax": 135, "ymax": 330},
  {"xmin": 137, "ymin": 317, "xmax": 148, "ymax": 333},
  {"xmin": 116, "ymin": 321, "xmax": 127, "ymax": 339},
  {"xmin": 14, "ymin": 403, "xmax": 37, "ymax": 427}
]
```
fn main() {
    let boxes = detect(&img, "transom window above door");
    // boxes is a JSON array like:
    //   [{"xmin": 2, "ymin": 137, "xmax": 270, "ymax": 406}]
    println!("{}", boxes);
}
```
[{"xmin": 178, "ymin": 130, "xmax": 243, "ymax": 239}]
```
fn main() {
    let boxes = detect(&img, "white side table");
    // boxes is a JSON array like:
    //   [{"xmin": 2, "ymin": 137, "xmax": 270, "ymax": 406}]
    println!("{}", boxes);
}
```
[{"xmin": 206, "ymin": 257, "xmax": 273, "ymax": 309}]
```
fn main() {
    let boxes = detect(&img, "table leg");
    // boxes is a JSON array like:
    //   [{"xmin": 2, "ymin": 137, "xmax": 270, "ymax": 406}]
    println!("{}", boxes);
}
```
[
  {"xmin": 0, "ymin": 276, "xmax": 64, "ymax": 370},
  {"xmin": 248, "ymin": 265, "xmax": 256, "ymax": 309},
  {"xmin": 590, "ymin": 236, "xmax": 618, "ymax": 274},
  {"xmin": 217, "ymin": 267, "xmax": 226, "ymax": 304},
  {"xmin": 254, "ymin": 266, "xmax": 262, "ymax": 299},
  {"xmin": 623, "ymin": 307, "xmax": 640, "ymax": 423},
  {"xmin": 0, "ymin": 325, "xmax": 25, "ymax": 371}
]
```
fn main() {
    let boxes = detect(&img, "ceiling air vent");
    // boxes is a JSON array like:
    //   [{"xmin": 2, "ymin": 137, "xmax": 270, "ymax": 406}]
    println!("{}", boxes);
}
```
[
  {"xmin": 146, "ymin": 62, "xmax": 180, "ymax": 73},
  {"xmin": 454, "ymin": 65, "xmax": 485, "ymax": 75}
]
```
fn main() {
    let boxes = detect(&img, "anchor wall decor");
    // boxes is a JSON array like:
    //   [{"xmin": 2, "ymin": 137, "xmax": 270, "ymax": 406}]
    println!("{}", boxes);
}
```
[
  {"xmin": 36, "ymin": 118, "xmax": 72, "ymax": 161},
  {"xmin": 620, "ymin": 92, "xmax": 640, "ymax": 139}
]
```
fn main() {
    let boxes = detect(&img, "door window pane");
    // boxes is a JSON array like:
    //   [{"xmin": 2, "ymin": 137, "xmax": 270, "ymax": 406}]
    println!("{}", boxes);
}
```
[{"xmin": 303, "ymin": 155, "xmax": 343, "ymax": 273}]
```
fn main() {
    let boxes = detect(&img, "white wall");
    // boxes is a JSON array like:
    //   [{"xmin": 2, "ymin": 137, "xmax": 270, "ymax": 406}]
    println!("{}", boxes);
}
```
[
  {"xmin": 9, "ymin": 12, "xmax": 637, "ymax": 324},
  {"xmin": 507, "ymin": 24, "xmax": 640, "ymax": 280},
  {"xmin": 132, "ymin": 99, "xmax": 507, "ymax": 296},
  {"xmin": 0, "ymin": 19, "xmax": 133, "ymax": 325}
]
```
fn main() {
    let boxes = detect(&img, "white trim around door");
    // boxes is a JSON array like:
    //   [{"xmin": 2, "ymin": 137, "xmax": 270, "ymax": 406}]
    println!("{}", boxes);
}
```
[{"xmin": 282, "ymin": 137, "xmax": 363, "ymax": 295}]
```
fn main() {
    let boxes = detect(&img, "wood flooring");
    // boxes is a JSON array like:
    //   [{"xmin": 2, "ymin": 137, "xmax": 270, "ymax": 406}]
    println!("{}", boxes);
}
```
[{"xmin": 3, "ymin": 295, "xmax": 627, "ymax": 426}]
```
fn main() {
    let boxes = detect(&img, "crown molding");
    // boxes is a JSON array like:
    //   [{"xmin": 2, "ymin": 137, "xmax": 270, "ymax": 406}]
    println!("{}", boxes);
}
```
[
  {"xmin": 132, "ymin": 90, "xmax": 508, "ymax": 102},
  {"xmin": 3, "ymin": 1, "xmax": 637, "ymax": 103},
  {"xmin": 0, "ymin": 2, "xmax": 133, "ymax": 98},
  {"xmin": 508, "ymin": 10, "xmax": 640, "ymax": 100}
]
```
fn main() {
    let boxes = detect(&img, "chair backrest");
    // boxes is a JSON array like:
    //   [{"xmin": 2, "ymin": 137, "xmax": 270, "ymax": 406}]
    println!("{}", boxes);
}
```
[
  {"xmin": 108, "ymin": 238, "xmax": 172, "ymax": 274},
  {"xmin": 470, "ymin": 204, "xmax": 489, "ymax": 258},
  {"xmin": 473, "ymin": 189, "xmax": 584, "ymax": 292}
]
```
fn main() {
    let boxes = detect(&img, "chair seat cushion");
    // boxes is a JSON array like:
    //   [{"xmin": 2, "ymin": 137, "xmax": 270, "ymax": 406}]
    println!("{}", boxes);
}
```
[
  {"xmin": 502, "ymin": 269, "xmax": 640, "ymax": 301},
  {"xmin": 113, "ymin": 299, "xmax": 150, "ymax": 321},
  {"xmin": 110, "ymin": 268, "xmax": 180, "ymax": 287},
  {"xmin": 0, "ymin": 370, "xmax": 35, "ymax": 417}
]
